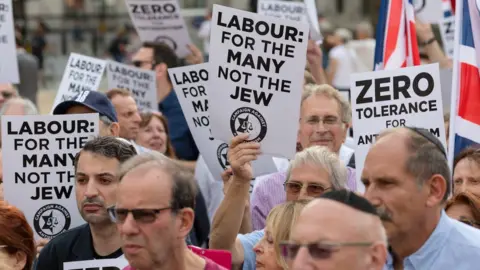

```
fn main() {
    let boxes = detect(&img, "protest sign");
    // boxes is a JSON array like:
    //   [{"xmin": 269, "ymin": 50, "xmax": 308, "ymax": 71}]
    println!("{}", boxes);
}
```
[
  {"xmin": 125, "ymin": 0, "xmax": 192, "ymax": 58},
  {"xmin": 304, "ymin": 0, "xmax": 322, "ymax": 43},
  {"xmin": 257, "ymin": 0, "xmax": 308, "ymax": 24},
  {"xmin": 0, "ymin": 0, "xmax": 19, "ymax": 83},
  {"xmin": 64, "ymin": 257, "xmax": 128, "ymax": 270},
  {"xmin": 351, "ymin": 63, "xmax": 446, "ymax": 192},
  {"xmin": 414, "ymin": 0, "xmax": 443, "ymax": 23},
  {"xmin": 2, "ymin": 114, "xmax": 99, "ymax": 240},
  {"xmin": 439, "ymin": 16, "xmax": 455, "ymax": 58},
  {"xmin": 169, "ymin": 63, "xmax": 278, "ymax": 179},
  {"xmin": 208, "ymin": 5, "xmax": 308, "ymax": 159},
  {"xmin": 107, "ymin": 61, "xmax": 158, "ymax": 112},
  {"xmin": 51, "ymin": 53, "xmax": 106, "ymax": 112}
]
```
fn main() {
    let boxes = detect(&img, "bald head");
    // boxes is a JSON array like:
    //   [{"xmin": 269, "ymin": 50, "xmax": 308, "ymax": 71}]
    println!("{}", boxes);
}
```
[{"xmin": 288, "ymin": 198, "xmax": 387, "ymax": 270}]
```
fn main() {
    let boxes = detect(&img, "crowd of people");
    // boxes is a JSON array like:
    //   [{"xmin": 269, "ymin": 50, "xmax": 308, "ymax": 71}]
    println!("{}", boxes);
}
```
[{"xmin": 0, "ymin": 4, "xmax": 480, "ymax": 270}]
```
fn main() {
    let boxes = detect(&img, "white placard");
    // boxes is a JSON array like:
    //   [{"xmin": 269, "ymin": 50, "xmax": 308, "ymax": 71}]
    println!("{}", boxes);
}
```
[
  {"xmin": 0, "ymin": 0, "xmax": 19, "ymax": 83},
  {"xmin": 125, "ymin": 0, "xmax": 192, "ymax": 58},
  {"xmin": 169, "ymin": 63, "xmax": 278, "ymax": 179},
  {"xmin": 51, "ymin": 53, "xmax": 106, "ymax": 112},
  {"xmin": 208, "ymin": 5, "xmax": 308, "ymax": 159},
  {"xmin": 439, "ymin": 16, "xmax": 455, "ymax": 59},
  {"xmin": 351, "ymin": 63, "xmax": 446, "ymax": 192},
  {"xmin": 2, "ymin": 114, "xmax": 99, "ymax": 240},
  {"xmin": 304, "ymin": 0, "xmax": 323, "ymax": 43},
  {"xmin": 64, "ymin": 257, "xmax": 128, "ymax": 270},
  {"xmin": 107, "ymin": 61, "xmax": 158, "ymax": 112},
  {"xmin": 414, "ymin": 0, "xmax": 444, "ymax": 23},
  {"xmin": 257, "ymin": 0, "xmax": 308, "ymax": 24}
]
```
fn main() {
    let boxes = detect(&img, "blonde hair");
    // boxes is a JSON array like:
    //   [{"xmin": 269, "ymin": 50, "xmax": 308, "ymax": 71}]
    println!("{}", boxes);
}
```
[
  {"xmin": 265, "ymin": 200, "xmax": 310, "ymax": 269},
  {"xmin": 302, "ymin": 84, "xmax": 352, "ymax": 124}
]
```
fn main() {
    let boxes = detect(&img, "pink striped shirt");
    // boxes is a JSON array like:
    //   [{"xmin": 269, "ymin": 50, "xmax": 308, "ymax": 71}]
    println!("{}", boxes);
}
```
[{"xmin": 250, "ymin": 167, "xmax": 357, "ymax": 231}]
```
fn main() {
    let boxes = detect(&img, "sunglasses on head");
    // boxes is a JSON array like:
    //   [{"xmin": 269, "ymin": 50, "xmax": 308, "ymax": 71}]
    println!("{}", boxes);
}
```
[
  {"xmin": 279, "ymin": 241, "xmax": 372, "ymax": 260},
  {"xmin": 107, "ymin": 206, "xmax": 172, "ymax": 224}
]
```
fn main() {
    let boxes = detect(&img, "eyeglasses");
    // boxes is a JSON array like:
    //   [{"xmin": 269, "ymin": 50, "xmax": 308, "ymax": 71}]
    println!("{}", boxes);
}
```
[
  {"xmin": 107, "ymin": 206, "xmax": 172, "ymax": 224},
  {"xmin": 283, "ymin": 181, "xmax": 332, "ymax": 196},
  {"xmin": 279, "ymin": 241, "xmax": 373, "ymax": 260},
  {"xmin": 302, "ymin": 115, "xmax": 343, "ymax": 128}
]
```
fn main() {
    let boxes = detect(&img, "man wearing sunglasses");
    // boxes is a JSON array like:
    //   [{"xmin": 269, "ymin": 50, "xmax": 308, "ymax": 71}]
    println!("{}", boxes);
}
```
[
  {"xmin": 131, "ymin": 42, "xmax": 199, "ymax": 166},
  {"xmin": 210, "ymin": 134, "xmax": 347, "ymax": 270},
  {"xmin": 35, "ymin": 136, "xmax": 137, "ymax": 270},
  {"xmin": 362, "ymin": 127, "xmax": 480, "ymax": 270},
  {"xmin": 0, "ymin": 84, "xmax": 18, "ymax": 109},
  {"xmin": 250, "ymin": 84, "xmax": 358, "ymax": 231},
  {"xmin": 284, "ymin": 190, "xmax": 387, "ymax": 270},
  {"xmin": 111, "ymin": 151, "xmax": 226, "ymax": 270}
]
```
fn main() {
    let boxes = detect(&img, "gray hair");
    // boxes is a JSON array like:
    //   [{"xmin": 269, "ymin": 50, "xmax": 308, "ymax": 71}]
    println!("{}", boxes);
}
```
[
  {"xmin": 378, "ymin": 128, "xmax": 451, "ymax": 202},
  {"xmin": 286, "ymin": 146, "xmax": 347, "ymax": 189},
  {"xmin": 117, "ymin": 152, "xmax": 197, "ymax": 211},
  {"xmin": 99, "ymin": 115, "xmax": 113, "ymax": 126},
  {"xmin": 356, "ymin": 21, "xmax": 374, "ymax": 38},
  {"xmin": 302, "ymin": 84, "xmax": 352, "ymax": 124},
  {"xmin": 0, "ymin": 97, "xmax": 38, "ymax": 115}
]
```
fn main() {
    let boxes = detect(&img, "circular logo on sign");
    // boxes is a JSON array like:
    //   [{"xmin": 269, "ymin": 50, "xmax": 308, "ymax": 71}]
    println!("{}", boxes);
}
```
[
  {"xmin": 34, "ymin": 204, "xmax": 71, "ymax": 239},
  {"xmin": 230, "ymin": 107, "xmax": 267, "ymax": 142},
  {"xmin": 154, "ymin": 36, "xmax": 177, "ymax": 50},
  {"xmin": 217, "ymin": 143, "xmax": 230, "ymax": 170}
]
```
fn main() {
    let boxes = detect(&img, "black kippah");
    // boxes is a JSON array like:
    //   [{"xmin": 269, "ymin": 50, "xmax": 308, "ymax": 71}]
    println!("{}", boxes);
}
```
[
  {"xmin": 320, "ymin": 189, "xmax": 378, "ymax": 217},
  {"xmin": 405, "ymin": 126, "xmax": 447, "ymax": 157}
]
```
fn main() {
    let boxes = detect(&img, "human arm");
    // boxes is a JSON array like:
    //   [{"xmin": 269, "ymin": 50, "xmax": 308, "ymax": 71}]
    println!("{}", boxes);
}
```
[
  {"xmin": 306, "ymin": 39, "xmax": 327, "ymax": 84},
  {"xmin": 185, "ymin": 44, "xmax": 204, "ymax": 65},
  {"xmin": 416, "ymin": 19, "xmax": 452, "ymax": 69},
  {"xmin": 209, "ymin": 134, "xmax": 261, "ymax": 268}
]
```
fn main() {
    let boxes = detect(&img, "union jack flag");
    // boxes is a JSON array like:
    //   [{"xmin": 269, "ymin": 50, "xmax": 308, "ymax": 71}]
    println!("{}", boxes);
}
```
[
  {"xmin": 374, "ymin": 0, "xmax": 421, "ymax": 70},
  {"xmin": 448, "ymin": 0, "xmax": 480, "ymax": 163}
]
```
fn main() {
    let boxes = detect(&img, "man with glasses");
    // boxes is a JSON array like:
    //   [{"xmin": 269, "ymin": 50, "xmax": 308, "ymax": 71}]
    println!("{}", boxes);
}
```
[
  {"xmin": 131, "ymin": 42, "xmax": 199, "ymax": 166},
  {"xmin": 210, "ymin": 134, "xmax": 347, "ymax": 270},
  {"xmin": 284, "ymin": 190, "xmax": 387, "ymax": 270},
  {"xmin": 0, "ymin": 84, "xmax": 19, "ymax": 109},
  {"xmin": 362, "ymin": 127, "xmax": 480, "ymax": 269},
  {"xmin": 35, "ymin": 136, "xmax": 137, "ymax": 269},
  {"xmin": 110, "ymin": 151, "xmax": 226, "ymax": 270},
  {"xmin": 250, "ymin": 84, "xmax": 357, "ymax": 231}
]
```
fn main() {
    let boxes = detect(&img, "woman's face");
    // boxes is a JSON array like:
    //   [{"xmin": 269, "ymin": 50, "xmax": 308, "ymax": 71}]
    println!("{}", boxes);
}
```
[
  {"xmin": 136, "ymin": 117, "xmax": 168, "ymax": 154},
  {"xmin": 447, "ymin": 202, "xmax": 479, "ymax": 228},
  {"xmin": 253, "ymin": 228, "xmax": 283, "ymax": 270},
  {"xmin": 0, "ymin": 248, "xmax": 26, "ymax": 270}
]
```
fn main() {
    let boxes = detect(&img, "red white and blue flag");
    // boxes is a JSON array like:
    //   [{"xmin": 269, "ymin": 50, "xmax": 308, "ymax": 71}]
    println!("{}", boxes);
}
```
[
  {"xmin": 448, "ymin": 0, "xmax": 480, "ymax": 163},
  {"xmin": 374, "ymin": 0, "xmax": 421, "ymax": 70}
]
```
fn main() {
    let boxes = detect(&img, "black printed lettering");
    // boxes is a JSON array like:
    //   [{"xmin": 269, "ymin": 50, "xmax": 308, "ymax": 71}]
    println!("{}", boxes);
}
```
[
  {"xmin": 230, "ymin": 86, "xmax": 273, "ymax": 106},
  {"xmin": 31, "ymin": 186, "xmax": 73, "ymax": 200},
  {"xmin": 355, "ymin": 79, "xmax": 373, "ymax": 104}
]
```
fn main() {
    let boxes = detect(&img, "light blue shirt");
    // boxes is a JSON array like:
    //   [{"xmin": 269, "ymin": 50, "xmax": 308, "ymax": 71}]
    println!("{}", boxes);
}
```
[
  {"xmin": 238, "ymin": 230, "xmax": 264, "ymax": 270},
  {"xmin": 384, "ymin": 211, "xmax": 480, "ymax": 270}
]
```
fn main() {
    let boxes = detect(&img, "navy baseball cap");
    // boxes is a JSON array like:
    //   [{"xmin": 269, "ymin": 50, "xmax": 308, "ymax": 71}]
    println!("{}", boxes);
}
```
[{"xmin": 53, "ymin": 90, "xmax": 118, "ymax": 122}]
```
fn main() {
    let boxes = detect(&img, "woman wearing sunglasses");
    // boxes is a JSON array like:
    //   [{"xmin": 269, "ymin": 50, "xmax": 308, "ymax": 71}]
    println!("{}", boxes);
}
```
[
  {"xmin": 0, "ymin": 201, "xmax": 35, "ymax": 270},
  {"xmin": 254, "ymin": 200, "xmax": 309, "ymax": 270},
  {"xmin": 445, "ymin": 191, "xmax": 480, "ymax": 228}
]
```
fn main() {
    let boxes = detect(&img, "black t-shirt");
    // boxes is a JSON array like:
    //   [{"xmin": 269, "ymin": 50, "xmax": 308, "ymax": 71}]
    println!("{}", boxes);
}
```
[{"xmin": 93, "ymin": 248, "xmax": 123, "ymax": 260}]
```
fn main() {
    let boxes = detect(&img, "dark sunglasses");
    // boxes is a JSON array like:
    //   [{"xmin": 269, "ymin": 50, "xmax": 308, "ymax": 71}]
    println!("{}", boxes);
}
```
[
  {"xmin": 283, "ymin": 181, "xmax": 332, "ymax": 196},
  {"xmin": 279, "ymin": 241, "xmax": 372, "ymax": 260},
  {"xmin": 107, "ymin": 206, "xmax": 172, "ymax": 224},
  {"xmin": 0, "ymin": 91, "xmax": 14, "ymax": 99},
  {"xmin": 132, "ymin": 60, "xmax": 156, "ymax": 69}
]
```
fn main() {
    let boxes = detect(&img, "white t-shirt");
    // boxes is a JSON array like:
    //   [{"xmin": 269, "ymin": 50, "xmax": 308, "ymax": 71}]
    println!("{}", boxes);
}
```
[
  {"xmin": 329, "ymin": 45, "xmax": 354, "ymax": 89},
  {"xmin": 198, "ymin": 20, "xmax": 211, "ymax": 55}
]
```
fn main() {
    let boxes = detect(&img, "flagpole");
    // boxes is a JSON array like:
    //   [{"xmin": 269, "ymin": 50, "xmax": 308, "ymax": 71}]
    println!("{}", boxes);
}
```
[{"xmin": 447, "ymin": 0, "xmax": 463, "ymax": 172}]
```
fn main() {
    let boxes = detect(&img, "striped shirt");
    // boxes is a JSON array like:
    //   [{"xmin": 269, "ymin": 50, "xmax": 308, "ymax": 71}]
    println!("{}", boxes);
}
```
[{"xmin": 250, "ymin": 167, "xmax": 357, "ymax": 231}]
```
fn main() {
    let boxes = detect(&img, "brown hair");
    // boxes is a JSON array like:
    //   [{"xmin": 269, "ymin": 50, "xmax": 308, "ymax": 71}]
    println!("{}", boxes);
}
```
[
  {"xmin": 139, "ymin": 112, "xmax": 176, "ymax": 158},
  {"xmin": 454, "ymin": 147, "xmax": 480, "ymax": 172},
  {"xmin": 445, "ymin": 191, "xmax": 480, "ymax": 227},
  {"xmin": 0, "ymin": 201, "xmax": 35, "ymax": 270},
  {"xmin": 106, "ymin": 88, "xmax": 131, "ymax": 100}
]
